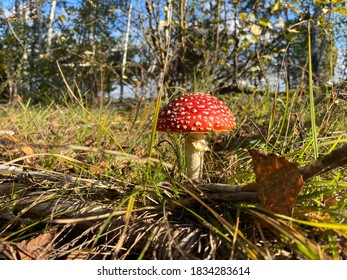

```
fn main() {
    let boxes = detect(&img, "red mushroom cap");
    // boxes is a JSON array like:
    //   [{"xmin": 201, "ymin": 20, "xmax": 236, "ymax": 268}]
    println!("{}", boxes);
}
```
[{"xmin": 157, "ymin": 92, "xmax": 236, "ymax": 133}]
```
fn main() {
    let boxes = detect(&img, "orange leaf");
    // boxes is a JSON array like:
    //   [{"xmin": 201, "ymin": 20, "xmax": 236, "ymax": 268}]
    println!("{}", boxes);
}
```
[{"xmin": 248, "ymin": 149, "xmax": 304, "ymax": 216}]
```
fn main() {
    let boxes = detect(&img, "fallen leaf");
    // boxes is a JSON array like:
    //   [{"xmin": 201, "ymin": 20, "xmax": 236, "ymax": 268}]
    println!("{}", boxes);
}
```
[
  {"xmin": 20, "ymin": 144, "xmax": 36, "ymax": 164},
  {"xmin": 0, "ymin": 135, "xmax": 36, "ymax": 165},
  {"xmin": 248, "ymin": 149, "xmax": 304, "ymax": 216},
  {"xmin": 15, "ymin": 227, "xmax": 56, "ymax": 260}
]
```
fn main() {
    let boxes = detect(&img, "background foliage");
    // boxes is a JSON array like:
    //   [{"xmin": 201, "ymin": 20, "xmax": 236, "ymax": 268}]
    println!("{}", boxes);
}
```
[{"xmin": 0, "ymin": 0, "xmax": 346, "ymax": 104}]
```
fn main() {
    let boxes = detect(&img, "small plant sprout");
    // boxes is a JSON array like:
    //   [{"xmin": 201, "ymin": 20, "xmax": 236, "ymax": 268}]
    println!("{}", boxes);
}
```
[{"xmin": 157, "ymin": 92, "xmax": 236, "ymax": 182}]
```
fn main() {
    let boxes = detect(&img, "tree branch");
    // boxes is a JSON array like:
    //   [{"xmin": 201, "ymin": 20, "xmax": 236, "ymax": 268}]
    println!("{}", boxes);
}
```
[{"xmin": 300, "ymin": 143, "xmax": 347, "ymax": 181}]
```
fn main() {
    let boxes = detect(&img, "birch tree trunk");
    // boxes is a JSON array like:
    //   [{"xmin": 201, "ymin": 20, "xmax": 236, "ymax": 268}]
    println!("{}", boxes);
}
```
[
  {"xmin": 47, "ymin": 0, "xmax": 57, "ymax": 58},
  {"xmin": 120, "ymin": 2, "xmax": 133, "ymax": 101}
]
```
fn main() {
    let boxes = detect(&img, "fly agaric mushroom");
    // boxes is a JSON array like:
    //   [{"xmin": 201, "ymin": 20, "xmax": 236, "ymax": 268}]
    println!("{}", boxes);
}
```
[{"xmin": 157, "ymin": 92, "xmax": 236, "ymax": 181}]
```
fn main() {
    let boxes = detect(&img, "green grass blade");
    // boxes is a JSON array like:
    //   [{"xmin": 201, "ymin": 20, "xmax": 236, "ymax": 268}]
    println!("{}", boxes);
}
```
[{"xmin": 307, "ymin": 21, "xmax": 319, "ymax": 160}]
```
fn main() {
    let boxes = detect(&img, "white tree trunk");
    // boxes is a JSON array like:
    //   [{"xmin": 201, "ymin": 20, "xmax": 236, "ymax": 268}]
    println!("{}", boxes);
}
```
[
  {"xmin": 120, "ymin": 2, "xmax": 132, "ymax": 100},
  {"xmin": 47, "ymin": 0, "xmax": 57, "ymax": 57}
]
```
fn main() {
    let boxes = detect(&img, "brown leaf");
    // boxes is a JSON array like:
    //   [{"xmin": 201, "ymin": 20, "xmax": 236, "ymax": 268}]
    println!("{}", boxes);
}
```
[
  {"xmin": 20, "ymin": 144, "xmax": 36, "ymax": 164},
  {"xmin": 0, "ymin": 135, "xmax": 36, "ymax": 165},
  {"xmin": 15, "ymin": 228, "xmax": 56, "ymax": 260},
  {"xmin": 248, "ymin": 149, "xmax": 304, "ymax": 216}
]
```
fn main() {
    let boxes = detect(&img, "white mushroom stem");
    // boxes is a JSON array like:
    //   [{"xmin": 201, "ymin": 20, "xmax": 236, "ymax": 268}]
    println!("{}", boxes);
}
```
[{"xmin": 185, "ymin": 132, "xmax": 209, "ymax": 181}]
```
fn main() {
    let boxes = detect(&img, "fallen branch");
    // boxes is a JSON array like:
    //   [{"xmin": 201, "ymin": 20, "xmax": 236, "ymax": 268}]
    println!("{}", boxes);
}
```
[{"xmin": 300, "ymin": 143, "xmax": 347, "ymax": 181}]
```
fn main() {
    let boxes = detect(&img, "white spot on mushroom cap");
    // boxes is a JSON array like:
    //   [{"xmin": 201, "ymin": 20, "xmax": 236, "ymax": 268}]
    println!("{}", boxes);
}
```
[{"xmin": 195, "ymin": 121, "xmax": 202, "ymax": 126}]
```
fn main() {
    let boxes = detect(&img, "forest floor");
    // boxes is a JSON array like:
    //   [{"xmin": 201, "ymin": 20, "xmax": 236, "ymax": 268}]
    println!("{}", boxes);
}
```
[{"xmin": 0, "ymin": 91, "xmax": 347, "ymax": 260}]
